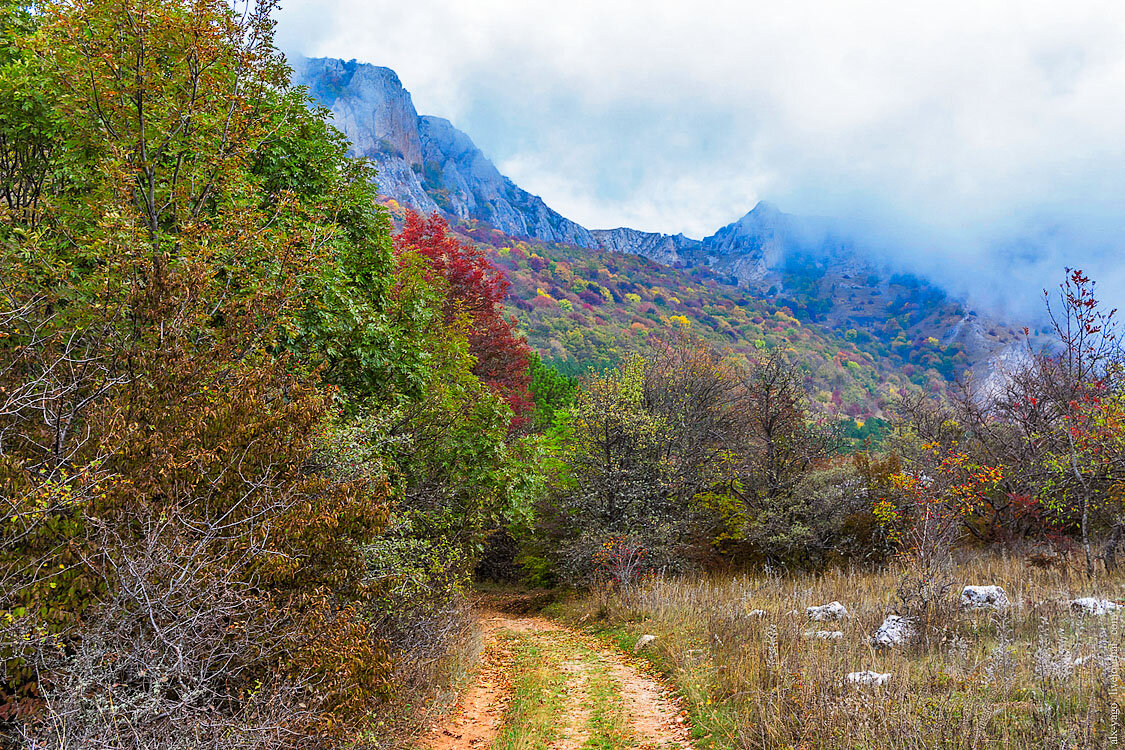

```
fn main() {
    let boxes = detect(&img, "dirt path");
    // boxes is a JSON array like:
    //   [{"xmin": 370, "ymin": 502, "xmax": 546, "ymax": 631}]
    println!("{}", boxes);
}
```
[{"xmin": 417, "ymin": 612, "xmax": 692, "ymax": 750}]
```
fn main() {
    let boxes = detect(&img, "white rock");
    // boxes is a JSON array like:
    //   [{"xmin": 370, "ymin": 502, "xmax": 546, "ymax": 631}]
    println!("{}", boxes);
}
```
[
  {"xmin": 634, "ymin": 634, "xmax": 657, "ymax": 653},
  {"xmin": 871, "ymin": 615, "xmax": 913, "ymax": 647},
  {"xmin": 809, "ymin": 630, "xmax": 843, "ymax": 640},
  {"xmin": 747, "ymin": 609, "xmax": 766, "ymax": 617},
  {"xmin": 807, "ymin": 601, "xmax": 849, "ymax": 621},
  {"xmin": 1070, "ymin": 597, "xmax": 1122, "ymax": 616},
  {"xmin": 960, "ymin": 585, "xmax": 1011, "ymax": 610},
  {"xmin": 846, "ymin": 670, "xmax": 892, "ymax": 686}
]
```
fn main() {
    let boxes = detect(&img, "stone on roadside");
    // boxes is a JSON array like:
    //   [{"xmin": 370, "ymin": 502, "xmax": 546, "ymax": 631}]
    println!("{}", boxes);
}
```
[
  {"xmin": 634, "ymin": 634, "xmax": 657, "ymax": 653},
  {"xmin": 960, "ymin": 585, "xmax": 1010, "ymax": 610},
  {"xmin": 807, "ymin": 601, "xmax": 849, "ymax": 621}
]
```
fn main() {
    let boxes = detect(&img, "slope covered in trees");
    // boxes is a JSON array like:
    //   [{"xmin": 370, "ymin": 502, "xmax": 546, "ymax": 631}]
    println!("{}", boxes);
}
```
[{"xmin": 413, "ymin": 216, "xmax": 984, "ymax": 418}]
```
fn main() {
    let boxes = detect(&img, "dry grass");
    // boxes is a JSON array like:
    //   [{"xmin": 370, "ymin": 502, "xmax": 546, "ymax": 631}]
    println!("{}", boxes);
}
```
[{"xmin": 553, "ymin": 553, "xmax": 1125, "ymax": 749}]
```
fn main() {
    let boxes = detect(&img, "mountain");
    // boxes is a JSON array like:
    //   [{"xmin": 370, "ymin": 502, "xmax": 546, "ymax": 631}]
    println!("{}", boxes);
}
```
[
  {"xmin": 293, "ymin": 57, "xmax": 593, "ymax": 246},
  {"xmin": 293, "ymin": 55, "xmax": 1036, "ymax": 402}
]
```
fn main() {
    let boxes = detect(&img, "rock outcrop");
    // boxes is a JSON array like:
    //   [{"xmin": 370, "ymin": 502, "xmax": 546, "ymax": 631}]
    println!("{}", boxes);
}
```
[
  {"xmin": 807, "ymin": 601, "xmax": 849, "ymax": 621},
  {"xmin": 960, "ymin": 585, "xmax": 1011, "ymax": 610},
  {"xmin": 871, "ymin": 615, "xmax": 913, "ymax": 647}
]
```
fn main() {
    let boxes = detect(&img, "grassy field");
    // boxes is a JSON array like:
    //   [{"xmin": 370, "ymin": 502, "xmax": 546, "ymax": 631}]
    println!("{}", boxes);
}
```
[{"xmin": 547, "ymin": 554, "xmax": 1125, "ymax": 749}]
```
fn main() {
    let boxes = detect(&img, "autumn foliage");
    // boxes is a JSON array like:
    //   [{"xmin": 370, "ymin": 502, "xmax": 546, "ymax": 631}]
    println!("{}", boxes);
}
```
[
  {"xmin": 395, "ymin": 211, "xmax": 533, "ymax": 426},
  {"xmin": 0, "ymin": 1, "xmax": 531, "ymax": 746}
]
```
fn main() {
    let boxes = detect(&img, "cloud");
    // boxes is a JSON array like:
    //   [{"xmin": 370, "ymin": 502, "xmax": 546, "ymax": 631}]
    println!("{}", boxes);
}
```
[{"xmin": 276, "ymin": 0, "xmax": 1125, "ymax": 313}]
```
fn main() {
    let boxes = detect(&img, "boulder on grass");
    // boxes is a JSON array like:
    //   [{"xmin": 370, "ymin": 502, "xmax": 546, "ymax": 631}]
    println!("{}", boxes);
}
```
[
  {"xmin": 1070, "ymin": 597, "xmax": 1122, "ymax": 616},
  {"xmin": 846, "ymin": 670, "xmax": 892, "ymax": 686},
  {"xmin": 807, "ymin": 601, "xmax": 849, "ymax": 621},
  {"xmin": 960, "ymin": 585, "xmax": 1010, "ymax": 610},
  {"xmin": 871, "ymin": 615, "xmax": 913, "ymax": 647},
  {"xmin": 634, "ymin": 634, "xmax": 657, "ymax": 653}
]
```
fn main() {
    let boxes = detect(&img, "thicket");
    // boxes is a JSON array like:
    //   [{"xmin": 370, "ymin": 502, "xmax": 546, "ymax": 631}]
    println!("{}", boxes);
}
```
[
  {"xmin": 0, "ymin": 1, "xmax": 539, "ymax": 745},
  {"xmin": 540, "ymin": 268, "xmax": 1125, "ymax": 598}
]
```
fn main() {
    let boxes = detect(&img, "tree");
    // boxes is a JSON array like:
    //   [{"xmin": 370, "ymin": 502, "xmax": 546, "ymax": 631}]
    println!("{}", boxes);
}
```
[
  {"xmin": 527, "ymin": 351, "xmax": 577, "ymax": 430},
  {"xmin": 0, "ymin": 0, "xmax": 396, "ymax": 741},
  {"xmin": 542, "ymin": 353, "xmax": 683, "ymax": 582},
  {"xmin": 395, "ymin": 211, "xmax": 533, "ymax": 427},
  {"xmin": 718, "ymin": 348, "xmax": 837, "ymax": 565}
]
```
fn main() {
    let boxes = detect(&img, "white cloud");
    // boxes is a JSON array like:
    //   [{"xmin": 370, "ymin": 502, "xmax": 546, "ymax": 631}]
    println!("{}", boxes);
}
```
[{"xmin": 276, "ymin": 0, "xmax": 1125, "ymax": 309}]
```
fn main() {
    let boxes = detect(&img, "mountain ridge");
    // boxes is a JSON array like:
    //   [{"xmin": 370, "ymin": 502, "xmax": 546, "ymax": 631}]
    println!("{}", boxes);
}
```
[
  {"xmin": 293, "ymin": 57, "xmax": 908, "ymax": 284},
  {"xmin": 292, "ymin": 55, "xmax": 1035, "ymax": 396}
]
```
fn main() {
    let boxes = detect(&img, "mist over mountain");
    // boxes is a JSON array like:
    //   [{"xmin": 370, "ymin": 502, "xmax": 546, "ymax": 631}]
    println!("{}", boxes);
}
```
[
  {"xmin": 291, "ymin": 58, "xmax": 909, "ymax": 277},
  {"xmin": 293, "ymin": 55, "xmax": 1047, "ymax": 394}
]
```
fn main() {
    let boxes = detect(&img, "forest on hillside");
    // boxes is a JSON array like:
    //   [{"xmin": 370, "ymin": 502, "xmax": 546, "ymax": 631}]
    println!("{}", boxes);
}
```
[{"xmin": 1, "ymin": 2, "xmax": 1123, "ymax": 748}]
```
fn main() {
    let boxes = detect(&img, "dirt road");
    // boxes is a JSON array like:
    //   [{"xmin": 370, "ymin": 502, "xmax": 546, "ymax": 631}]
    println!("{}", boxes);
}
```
[{"xmin": 418, "ymin": 612, "xmax": 692, "ymax": 750}]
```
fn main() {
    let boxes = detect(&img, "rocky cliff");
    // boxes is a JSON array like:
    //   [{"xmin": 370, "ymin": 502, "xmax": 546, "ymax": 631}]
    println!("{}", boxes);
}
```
[{"xmin": 293, "ymin": 57, "xmax": 592, "ymax": 246}]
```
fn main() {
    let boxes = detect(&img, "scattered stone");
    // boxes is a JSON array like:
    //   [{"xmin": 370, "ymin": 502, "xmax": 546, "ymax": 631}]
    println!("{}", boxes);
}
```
[
  {"xmin": 747, "ymin": 609, "xmax": 766, "ymax": 617},
  {"xmin": 634, "ymin": 634, "xmax": 657, "ymax": 653},
  {"xmin": 960, "ymin": 585, "xmax": 1011, "ymax": 610},
  {"xmin": 807, "ymin": 601, "xmax": 849, "ymax": 621},
  {"xmin": 1070, "ymin": 597, "xmax": 1122, "ymax": 616},
  {"xmin": 846, "ymin": 670, "xmax": 892, "ymax": 686},
  {"xmin": 871, "ymin": 615, "xmax": 913, "ymax": 647},
  {"xmin": 808, "ymin": 630, "xmax": 843, "ymax": 640}
]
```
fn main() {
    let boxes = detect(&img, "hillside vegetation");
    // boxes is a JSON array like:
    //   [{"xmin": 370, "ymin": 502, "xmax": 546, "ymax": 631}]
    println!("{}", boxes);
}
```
[{"xmin": 398, "ymin": 213, "xmax": 1025, "ymax": 419}]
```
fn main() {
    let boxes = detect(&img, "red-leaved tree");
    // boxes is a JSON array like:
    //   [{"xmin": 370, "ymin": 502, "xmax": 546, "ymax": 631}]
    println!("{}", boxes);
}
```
[{"xmin": 395, "ymin": 211, "xmax": 533, "ymax": 426}]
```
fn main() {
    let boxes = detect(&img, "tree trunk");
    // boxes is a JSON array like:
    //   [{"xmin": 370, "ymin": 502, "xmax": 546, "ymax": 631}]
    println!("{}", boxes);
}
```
[
  {"xmin": 1081, "ymin": 493, "xmax": 1092, "ymax": 578},
  {"xmin": 1103, "ymin": 522, "xmax": 1124, "ymax": 572}
]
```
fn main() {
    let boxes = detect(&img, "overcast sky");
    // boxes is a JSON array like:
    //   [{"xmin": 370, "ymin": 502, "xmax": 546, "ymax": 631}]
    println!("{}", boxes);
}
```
[{"xmin": 276, "ymin": 0, "xmax": 1125, "ymax": 313}]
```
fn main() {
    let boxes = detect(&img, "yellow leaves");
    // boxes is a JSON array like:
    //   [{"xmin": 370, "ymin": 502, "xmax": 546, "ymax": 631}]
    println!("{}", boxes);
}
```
[{"xmin": 668, "ymin": 314, "xmax": 691, "ymax": 329}]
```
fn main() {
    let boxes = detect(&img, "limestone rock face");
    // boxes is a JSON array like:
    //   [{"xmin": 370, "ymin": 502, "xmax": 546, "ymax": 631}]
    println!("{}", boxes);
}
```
[
  {"xmin": 295, "ymin": 57, "xmax": 592, "ymax": 247},
  {"xmin": 419, "ymin": 116, "xmax": 594, "ymax": 245},
  {"xmin": 960, "ymin": 585, "xmax": 1011, "ymax": 610},
  {"xmin": 591, "ymin": 228, "xmax": 701, "ymax": 265},
  {"xmin": 293, "ymin": 58, "xmax": 439, "ymax": 215}
]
